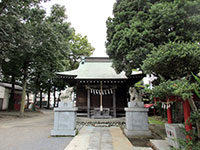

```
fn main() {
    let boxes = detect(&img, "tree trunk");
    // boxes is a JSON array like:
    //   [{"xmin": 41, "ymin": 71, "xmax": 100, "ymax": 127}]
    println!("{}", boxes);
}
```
[
  {"xmin": 40, "ymin": 90, "xmax": 42, "ymax": 109},
  {"xmin": 19, "ymin": 74, "xmax": 27, "ymax": 117},
  {"xmin": 188, "ymin": 98, "xmax": 200, "ymax": 138},
  {"xmin": 26, "ymin": 92, "xmax": 29, "ymax": 109},
  {"xmin": 34, "ymin": 92, "xmax": 37, "ymax": 104},
  {"xmin": 32, "ymin": 91, "xmax": 37, "ymax": 111},
  {"xmin": 47, "ymin": 88, "xmax": 50, "ymax": 109},
  {"xmin": 53, "ymin": 87, "xmax": 56, "ymax": 108},
  {"xmin": 19, "ymin": 60, "xmax": 28, "ymax": 117},
  {"xmin": 8, "ymin": 74, "xmax": 15, "ymax": 110}
]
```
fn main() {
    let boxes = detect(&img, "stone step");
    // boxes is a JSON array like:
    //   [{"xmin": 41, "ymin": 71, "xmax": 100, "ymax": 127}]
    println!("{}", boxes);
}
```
[{"xmin": 150, "ymin": 139, "xmax": 171, "ymax": 150}]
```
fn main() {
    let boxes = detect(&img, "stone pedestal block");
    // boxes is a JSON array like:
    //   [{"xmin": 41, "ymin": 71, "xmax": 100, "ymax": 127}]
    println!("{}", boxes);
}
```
[
  {"xmin": 124, "ymin": 101, "xmax": 151, "ymax": 137},
  {"xmin": 51, "ymin": 101, "xmax": 78, "ymax": 136},
  {"xmin": 59, "ymin": 101, "xmax": 74, "ymax": 108},
  {"xmin": 128, "ymin": 101, "xmax": 144, "ymax": 108}
]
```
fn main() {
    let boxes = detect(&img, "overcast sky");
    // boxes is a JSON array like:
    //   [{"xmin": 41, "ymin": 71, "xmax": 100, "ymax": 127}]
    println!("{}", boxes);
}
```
[{"xmin": 42, "ymin": 0, "xmax": 116, "ymax": 57}]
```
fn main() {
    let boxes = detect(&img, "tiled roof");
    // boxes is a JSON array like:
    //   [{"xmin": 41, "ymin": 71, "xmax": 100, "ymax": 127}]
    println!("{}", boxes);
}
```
[{"xmin": 57, "ymin": 57, "xmax": 142, "ymax": 79}]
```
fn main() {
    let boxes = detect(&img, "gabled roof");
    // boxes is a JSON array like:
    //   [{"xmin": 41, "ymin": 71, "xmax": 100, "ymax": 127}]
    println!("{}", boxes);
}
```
[{"xmin": 57, "ymin": 57, "xmax": 142, "ymax": 80}]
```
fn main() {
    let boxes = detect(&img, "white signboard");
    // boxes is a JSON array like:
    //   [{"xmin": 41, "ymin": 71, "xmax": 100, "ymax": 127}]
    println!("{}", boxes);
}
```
[{"xmin": 165, "ymin": 123, "xmax": 185, "ymax": 148}]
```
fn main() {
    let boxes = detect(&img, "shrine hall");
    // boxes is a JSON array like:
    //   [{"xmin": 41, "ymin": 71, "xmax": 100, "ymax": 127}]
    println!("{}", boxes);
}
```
[{"xmin": 57, "ymin": 57, "xmax": 144, "ymax": 118}]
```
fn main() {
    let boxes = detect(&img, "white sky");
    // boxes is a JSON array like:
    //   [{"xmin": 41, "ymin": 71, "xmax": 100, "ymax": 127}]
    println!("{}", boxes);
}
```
[{"xmin": 42, "ymin": 0, "xmax": 116, "ymax": 57}]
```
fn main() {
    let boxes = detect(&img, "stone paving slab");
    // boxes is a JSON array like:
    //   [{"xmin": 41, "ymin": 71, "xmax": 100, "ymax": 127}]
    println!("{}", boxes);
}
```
[
  {"xmin": 65, "ymin": 126, "xmax": 153, "ymax": 150},
  {"xmin": 133, "ymin": 147, "xmax": 153, "ymax": 150},
  {"xmin": 150, "ymin": 140, "xmax": 170, "ymax": 150},
  {"xmin": 64, "ymin": 127, "xmax": 91, "ymax": 150}
]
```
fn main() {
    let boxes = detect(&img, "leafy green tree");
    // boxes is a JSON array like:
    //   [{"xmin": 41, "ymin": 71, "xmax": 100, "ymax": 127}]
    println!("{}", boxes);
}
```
[
  {"xmin": 0, "ymin": 0, "xmax": 47, "ymax": 111},
  {"xmin": 150, "ymin": 79, "xmax": 198, "ymax": 101},
  {"xmin": 106, "ymin": 0, "xmax": 200, "ymax": 138},
  {"xmin": 28, "ymin": 4, "xmax": 94, "ymax": 109},
  {"xmin": 142, "ymin": 42, "xmax": 200, "ymax": 80},
  {"xmin": 17, "ymin": 6, "xmax": 52, "ymax": 116},
  {"xmin": 0, "ymin": 1, "xmax": 70, "ymax": 115},
  {"xmin": 67, "ymin": 30, "xmax": 95, "ymax": 70},
  {"xmin": 106, "ymin": 0, "xmax": 200, "ymax": 75},
  {"xmin": 106, "ymin": 0, "xmax": 157, "ymax": 74},
  {"xmin": 28, "ymin": 4, "xmax": 72, "ymax": 109},
  {"xmin": 0, "ymin": 1, "xmax": 95, "ymax": 115},
  {"xmin": 0, "ymin": 0, "xmax": 48, "ymax": 61},
  {"xmin": 2, "ymin": 55, "xmax": 22, "ymax": 110}
]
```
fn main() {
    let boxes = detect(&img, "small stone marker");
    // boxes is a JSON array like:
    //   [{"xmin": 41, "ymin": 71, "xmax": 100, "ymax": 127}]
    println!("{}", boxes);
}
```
[{"xmin": 165, "ymin": 123, "xmax": 185, "ymax": 149}]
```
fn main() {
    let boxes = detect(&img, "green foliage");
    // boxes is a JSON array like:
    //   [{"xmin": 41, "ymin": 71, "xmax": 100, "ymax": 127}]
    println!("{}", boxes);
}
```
[
  {"xmin": 29, "ymin": 4, "xmax": 72, "ymax": 94},
  {"xmin": 67, "ymin": 30, "xmax": 95, "ymax": 70},
  {"xmin": 148, "ymin": 116, "xmax": 165, "ymax": 125},
  {"xmin": 192, "ymin": 72, "xmax": 200, "ymax": 98},
  {"xmin": 134, "ymin": 80, "xmax": 145, "ymax": 88},
  {"xmin": 149, "ymin": 0, "xmax": 200, "ymax": 44},
  {"xmin": 142, "ymin": 42, "xmax": 200, "ymax": 79},
  {"xmin": 192, "ymin": 73, "xmax": 200, "ymax": 85},
  {"xmin": 177, "ymin": 138, "xmax": 200, "ymax": 150},
  {"xmin": 106, "ymin": 0, "xmax": 200, "ymax": 115},
  {"xmin": 0, "ymin": 1, "xmax": 94, "ymax": 112},
  {"xmin": 190, "ymin": 112, "xmax": 200, "ymax": 126},
  {"xmin": 150, "ymin": 79, "xmax": 198, "ymax": 100},
  {"xmin": 176, "ymin": 112, "xmax": 200, "ymax": 150},
  {"xmin": 106, "ymin": 0, "xmax": 200, "ymax": 75},
  {"xmin": 0, "ymin": 0, "xmax": 48, "ymax": 59},
  {"xmin": 0, "ymin": 0, "xmax": 50, "ymax": 111},
  {"xmin": 48, "ymin": 4, "xmax": 67, "ymax": 23},
  {"xmin": 106, "ymin": 0, "xmax": 155, "ymax": 74}
]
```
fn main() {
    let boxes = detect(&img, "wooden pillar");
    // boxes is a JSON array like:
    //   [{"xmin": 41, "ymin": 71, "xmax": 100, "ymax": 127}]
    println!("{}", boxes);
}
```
[
  {"xmin": 167, "ymin": 107, "xmax": 173, "ymax": 124},
  {"xmin": 183, "ymin": 100, "xmax": 192, "ymax": 139},
  {"xmin": 167, "ymin": 97, "xmax": 172, "ymax": 124},
  {"xmin": 87, "ymin": 89, "xmax": 90, "ymax": 118},
  {"xmin": 113, "ymin": 89, "xmax": 116, "ymax": 118},
  {"xmin": 100, "ymin": 81, "xmax": 103, "ymax": 111}
]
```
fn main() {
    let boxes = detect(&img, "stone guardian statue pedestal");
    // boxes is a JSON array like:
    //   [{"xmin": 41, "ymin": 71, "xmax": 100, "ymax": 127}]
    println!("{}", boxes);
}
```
[
  {"xmin": 124, "ymin": 87, "xmax": 151, "ymax": 137},
  {"xmin": 51, "ymin": 87, "xmax": 78, "ymax": 136}
]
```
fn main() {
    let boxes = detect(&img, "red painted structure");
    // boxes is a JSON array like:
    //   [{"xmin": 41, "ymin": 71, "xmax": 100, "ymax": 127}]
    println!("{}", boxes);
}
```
[
  {"xmin": 183, "ymin": 100, "xmax": 192, "ymax": 132},
  {"xmin": 167, "ymin": 107, "xmax": 173, "ymax": 124},
  {"xmin": 144, "ymin": 104, "xmax": 153, "ymax": 108},
  {"xmin": 154, "ymin": 96, "xmax": 193, "ymax": 134},
  {"xmin": 14, "ymin": 93, "xmax": 22, "ymax": 111},
  {"xmin": 14, "ymin": 104, "xmax": 20, "ymax": 111}
]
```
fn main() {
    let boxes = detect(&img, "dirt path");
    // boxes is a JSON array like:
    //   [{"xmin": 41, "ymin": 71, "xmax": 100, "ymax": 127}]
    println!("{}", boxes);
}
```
[{"xmin": 0, "ymin": 110, "xmax": 73, "ymax": 150}]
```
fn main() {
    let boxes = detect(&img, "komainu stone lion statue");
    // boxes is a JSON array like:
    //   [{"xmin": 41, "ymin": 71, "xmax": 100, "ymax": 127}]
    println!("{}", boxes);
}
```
[
  {"xmin": 60, "ymin": 87, "xmax": 74, "ymax": 101},
  {"xmin": 129, "ymin": 87, "xmax": 142, "ymax": 102}
]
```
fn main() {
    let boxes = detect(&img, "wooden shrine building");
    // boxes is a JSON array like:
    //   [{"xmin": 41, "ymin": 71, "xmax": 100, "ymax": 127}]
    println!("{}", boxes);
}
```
[{"xmin": 57, "ymin": 57, "xmax": 144, "ymax": 118}]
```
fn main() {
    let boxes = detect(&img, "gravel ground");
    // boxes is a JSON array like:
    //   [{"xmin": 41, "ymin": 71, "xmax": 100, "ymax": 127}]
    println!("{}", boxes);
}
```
[
  {"xmin": 0, "ymin": 110, "xmax": 166, "ymax": 149},
  {"xmin": 0, "ymin": 110, "xmax": 73, "ymax": 150}
]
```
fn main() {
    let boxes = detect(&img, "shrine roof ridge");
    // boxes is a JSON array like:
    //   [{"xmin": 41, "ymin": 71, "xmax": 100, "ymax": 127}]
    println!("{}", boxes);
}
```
[
  {"xmin": 84, "ymin": 57, "xmax": 111, "ymax": 63},
  {"xmin": 56, "ymin": 57, "xmax": 143, "ymax": 80}
]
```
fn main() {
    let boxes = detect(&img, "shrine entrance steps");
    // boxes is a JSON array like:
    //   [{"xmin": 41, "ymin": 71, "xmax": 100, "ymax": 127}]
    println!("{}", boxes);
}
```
[
  {"xmin": 77, "ymin": 117, "xmax": 125, "ymax": 128},
  {"xmin": 64, "ymin": 126, "xmax": 153, "ymax": 150}
]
